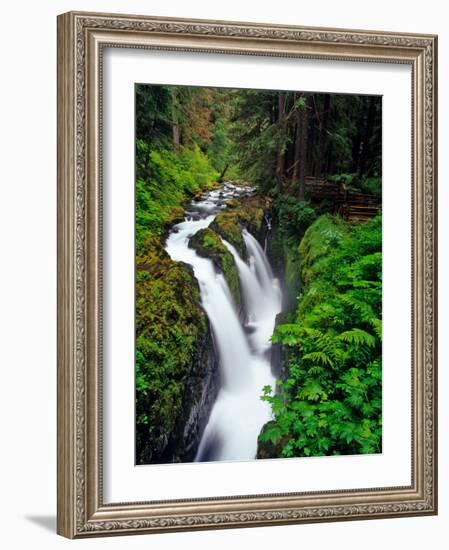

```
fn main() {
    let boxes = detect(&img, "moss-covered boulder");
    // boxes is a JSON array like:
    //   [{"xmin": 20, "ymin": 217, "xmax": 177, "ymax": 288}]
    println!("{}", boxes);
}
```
[
  {"xmin": 210, "ymin": 212, "xmax": 245, "ymax": 255},
  {"xmin": 164, "ymin": 205, "xmax": 185, "ymax": 226},
  {"xmin": 225, "ymin": 198, "xmax": 240, "ymax": 209},
  {"xmin": 298, "ymin": 214, "xmax": 348, "ymax": 286},
  {"xmin": 236, "ymin": 198, "xmax": 266, "ymax": 236},
  {"xmin": 189, "ymin": 227, "xmax": 241, "ymax": 308},
  {"xmin": 210, "ymin": 193, "xmax": 272, "ymax": 256},
  {"xmin": 136, "ymin": 235, "xmax": 219, "ymax": 464}
]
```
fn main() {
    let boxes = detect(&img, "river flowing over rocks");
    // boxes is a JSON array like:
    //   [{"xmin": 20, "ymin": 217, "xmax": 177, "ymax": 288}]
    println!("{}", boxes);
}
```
[{"xmin": 165, "ymin": 182, "xmax": 281, "ymax": 461}]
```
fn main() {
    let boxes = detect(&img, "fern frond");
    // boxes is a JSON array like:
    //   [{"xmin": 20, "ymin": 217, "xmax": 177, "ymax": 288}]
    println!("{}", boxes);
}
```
[
  {"xmin": 337, "ymin": 328, "xmax": 376, "ymax": 348},
  {"xmin": 370, "ymin": 318, "xmax": 382, "ymax": 340},
  {"xmin": 302, "ymin": 351, "xmax": 334, "ymax": 367},
  {"xmin": 340, "ymin": 294, "xmax": 375, "ymax": 323}
]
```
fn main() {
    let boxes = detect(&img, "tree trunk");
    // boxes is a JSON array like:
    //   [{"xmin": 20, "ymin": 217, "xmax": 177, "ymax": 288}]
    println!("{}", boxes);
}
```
[
  {"xmin": 275, "ymin": 92, "xmax": 287, "ymax": 189},
  {"xmin": 293, "ymin": 94, "xmax": 308, "ymax": 200},
  {"xmin": 319, "ymin": 95, "xmax": 331, "ymax": 176},
  {"xmin": 298, "ymin": 105, "xmax": 308, "ymax": 200},
  {"xmin": 358, "ymin": 96, "xmax": 376, "ymax": 176},
  {"xmin": 292, "ymin": 121, "xmax": 301, "ymax": 183},
  {"xmin": 172, "ymin": 88, "xmax": 180, "ymax": 151},
  {"xmin": 351, "ymin": 101, "xmax": 364, "ymax": 174},
  {"xmin": 218, "ymin": 164, "xmax": 229, "ymax": 182},
  {"xmin": 172, "ymin": 124, "xmax": 180, "ymax": 150}
]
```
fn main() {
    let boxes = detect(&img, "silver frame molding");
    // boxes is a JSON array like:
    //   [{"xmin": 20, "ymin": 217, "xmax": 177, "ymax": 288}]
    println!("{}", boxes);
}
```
[{"xmin": 57, "ymin": 11, "xmax": 438, "ymax": 538}]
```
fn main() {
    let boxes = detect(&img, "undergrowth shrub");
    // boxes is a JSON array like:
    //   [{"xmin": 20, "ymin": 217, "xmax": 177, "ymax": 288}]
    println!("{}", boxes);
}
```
[{"xmin": 260, "ymin": 215, "xmax": 382, "ymax": 458}]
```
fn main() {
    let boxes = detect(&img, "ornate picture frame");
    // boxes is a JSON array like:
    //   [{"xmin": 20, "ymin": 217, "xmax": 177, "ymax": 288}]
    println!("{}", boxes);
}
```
[{"xmin": 57, "ymin": 11, "xmax": 438, "ymax": 538}]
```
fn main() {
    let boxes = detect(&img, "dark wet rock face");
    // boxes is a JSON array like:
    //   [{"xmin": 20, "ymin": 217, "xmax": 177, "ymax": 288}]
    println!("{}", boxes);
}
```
[{"xmin": 161, "ymin": 321, "xmax": 220, "ymax": 463}]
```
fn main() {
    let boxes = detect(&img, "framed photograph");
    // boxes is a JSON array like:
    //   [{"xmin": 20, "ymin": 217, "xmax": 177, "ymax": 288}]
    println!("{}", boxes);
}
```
[{"xmin": 57, "ymin": 11, "xmax": 438, "ymax": 538}]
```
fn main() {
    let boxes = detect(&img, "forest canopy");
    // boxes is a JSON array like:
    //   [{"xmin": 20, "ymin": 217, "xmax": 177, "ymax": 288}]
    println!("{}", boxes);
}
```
[{"xmin": 136, "ymin": 84, "xmax": 381, "ymax": 195}]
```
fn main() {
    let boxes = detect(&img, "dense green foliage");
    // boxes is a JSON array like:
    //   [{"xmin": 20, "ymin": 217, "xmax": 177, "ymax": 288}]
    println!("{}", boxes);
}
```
[
  {"xmin": 136, "ymin": 140, "xmax": 218, "ymax": 246},
  {"xmin": 259, "ymin": 215, "xmax": 382, "ymax": 457},
  {"xmin": 275, "ymin": 195, "xmax": 317, "ymax": 247},
  {"xmin": 267, "ymin": 195, "xmax": 317, "ymax": 307},
  {"xmin": 331, "ymin": 173, "xmax": 382, "ymax": 199}
]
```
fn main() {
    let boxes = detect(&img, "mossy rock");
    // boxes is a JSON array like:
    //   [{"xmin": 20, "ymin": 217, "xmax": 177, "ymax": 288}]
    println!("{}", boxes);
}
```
[
  {"xmin": 164, "ymin": 206, "xmax": 185, "ymax": 226},
  {"xmin": 237, "ymin": 193, "xmax": 270, "ymax": 234},
  {"xmin": 192, "ymin": 180, "xmax": 220, "ymax": 199},
  {"xmin": 225, "ymin": 198, "xmax": 240, "ymax": 209},
  {"xmin": 189, "ymin": 228, "xmax": 241, "ymax": 308},
  {"xmin": 135, "ymin": 235, "xmax": 211, "ymax": 464},
  {"xmin": 209, "ymin": 193, "xmax": 271, "ymax": 253},
  {"xmin": 210, "ymin": 212, "xmax": 245, "ymax": 256},
  {"xmin": 299, "ymin": 215, "xmax": 347, "ymax": 286}
]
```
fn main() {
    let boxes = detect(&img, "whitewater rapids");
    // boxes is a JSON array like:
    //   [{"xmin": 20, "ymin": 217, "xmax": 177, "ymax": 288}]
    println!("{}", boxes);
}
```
[{"xmin": 165, "ymin": 183, "xmax": 281, "ymax": 462}]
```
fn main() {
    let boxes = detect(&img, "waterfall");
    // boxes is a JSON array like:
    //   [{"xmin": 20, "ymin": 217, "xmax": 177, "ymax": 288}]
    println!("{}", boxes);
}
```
[
  {"xmin": 164, "ymin": 183, "xmax": 282, "ymax": 462},
  {"xmin": 223, "ymin": 239, "xmax": 281, "ymax": 354},
  {"xmin": 263, "ymin": 215, "xmax": 272, "ymax": 252},
  {"xmin": 243, "ymin": 229, "xmax": 275, "ymax": 289},
  {"xmin": 165, "ymin": 218, "xmax": 252, "ymax": 392}
]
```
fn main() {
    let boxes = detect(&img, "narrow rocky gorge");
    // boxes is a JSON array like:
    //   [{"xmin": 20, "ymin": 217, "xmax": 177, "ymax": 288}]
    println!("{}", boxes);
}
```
[{"xmin": 164, "ymin": 182, "xmax": 281, "ymax": 462}]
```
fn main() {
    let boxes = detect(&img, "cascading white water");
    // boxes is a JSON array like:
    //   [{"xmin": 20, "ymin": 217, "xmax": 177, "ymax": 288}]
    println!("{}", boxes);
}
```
[
  {"xmin": 165, "ymin": 216, "xmax": 252, "ymax": 392},
  {"xmin": 243, "ymin": 229, "xmax": 275, "ymax": 291},
  {"xmin": 263, "ymin": 215, "xmax": 272, "ymax": 252},
  {"xmin": 164, "ymin": 183, "xmax": 281, "ymax": 462},
  {"xmin": 223, "ymin": 239, "xmax": 281, "ymax": 354}
]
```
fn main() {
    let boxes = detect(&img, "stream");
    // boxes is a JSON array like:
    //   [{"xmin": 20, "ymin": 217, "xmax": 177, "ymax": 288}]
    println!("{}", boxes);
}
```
[{"xmin": 165, "ymin": 182, "xmax": 282, "ymax": 462}]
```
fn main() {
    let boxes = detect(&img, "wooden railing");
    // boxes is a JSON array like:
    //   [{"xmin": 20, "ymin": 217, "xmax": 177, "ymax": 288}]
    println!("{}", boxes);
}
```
[{"xmin": 305, "ymin": 177, "xmax": 380, "ymax": 222}]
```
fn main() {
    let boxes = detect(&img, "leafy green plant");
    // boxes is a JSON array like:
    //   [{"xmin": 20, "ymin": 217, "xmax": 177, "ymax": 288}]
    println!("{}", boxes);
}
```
[
  {"xmin": 359, "ymin": 176, "xmax": 382, "ymax": 199},
  {"xmin": 135, "ymin": 140, "xmax": 218, "ymax": 247},
  {"xmin": 275, "ymin": 196, "xmax": 317, "ymax": 247},
  {"xmin": 259, "ymin": 215, "xmax": 382, "ymax": 458},
  {"xmin": 330, "ymin": 173, "xmax": 381, "ymax": 199}
]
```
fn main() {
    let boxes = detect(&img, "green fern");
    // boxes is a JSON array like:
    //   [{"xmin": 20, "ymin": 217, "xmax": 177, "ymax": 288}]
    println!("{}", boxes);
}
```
[
  {"xmin": 260, "ymin": 214, "xmax": 382, "ymax": 459},
  {"xmin": 302, "ymin": 351, "xmax": 334, "ymax": 367},
  {"xmin": 337, "ymin": 328, "xmax": 376, "ymax": 348},
  {"xmin": 370, "ymin": 318, "xmax": 382, "ymax": 340}
]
